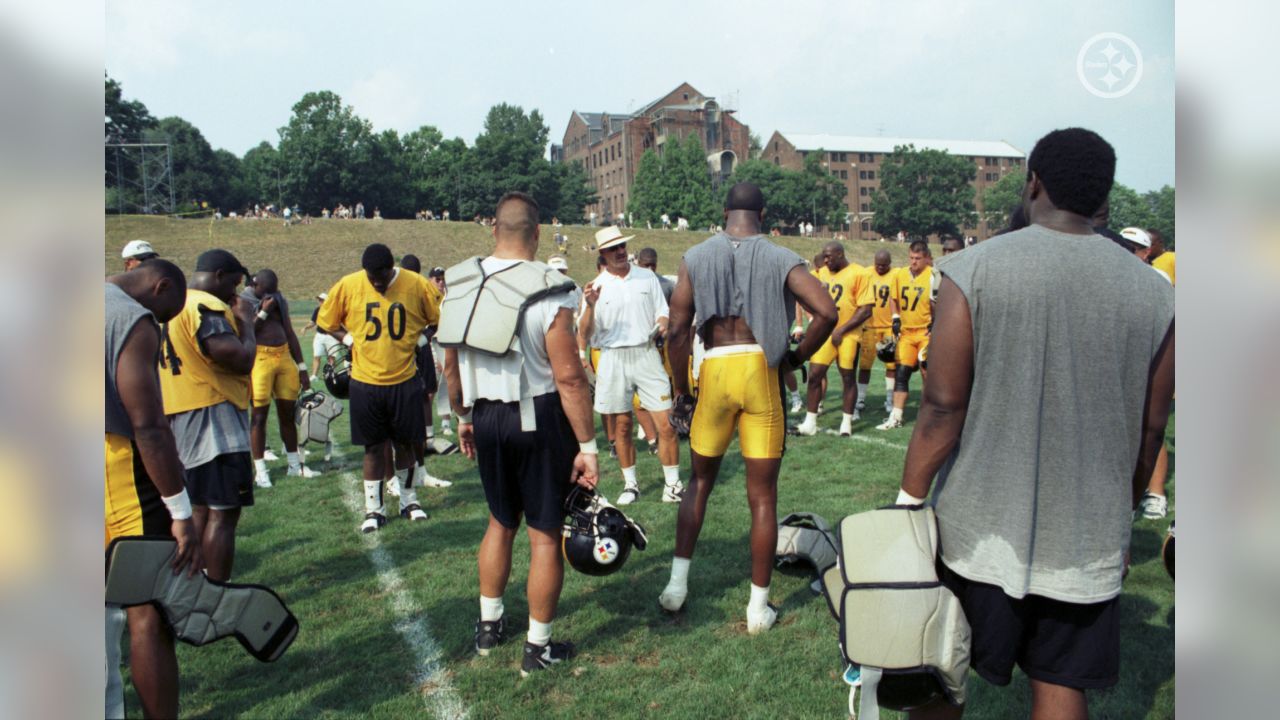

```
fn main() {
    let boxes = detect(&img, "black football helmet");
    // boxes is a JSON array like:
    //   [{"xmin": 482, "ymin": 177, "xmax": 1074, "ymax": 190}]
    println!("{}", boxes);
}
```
[
  {"xmin": 323, "ymin": 342, "xmax": 352, "ymax": 399},
  {"xmin": 562, "ymin": 485, "xmax": 648, "ymax": 576},
  {"xmin": 876, "ymin": 335, "xmax": 897, "ymax": 364}
]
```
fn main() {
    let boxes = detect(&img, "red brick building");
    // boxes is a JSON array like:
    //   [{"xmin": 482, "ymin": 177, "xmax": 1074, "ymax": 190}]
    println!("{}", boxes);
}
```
[
  {"xmin": 764, "ymin": 131, "xmax": 1025, "ymax": 240},
  {"xmin": 554, "ymin": 82, "xmax": 751, "ymax": 222}
]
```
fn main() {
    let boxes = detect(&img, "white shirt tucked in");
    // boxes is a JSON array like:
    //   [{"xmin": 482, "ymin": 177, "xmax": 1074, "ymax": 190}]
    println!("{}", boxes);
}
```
[{"xmin": 587, "ymin": 265, "xmax": 669, "ymax": 349}]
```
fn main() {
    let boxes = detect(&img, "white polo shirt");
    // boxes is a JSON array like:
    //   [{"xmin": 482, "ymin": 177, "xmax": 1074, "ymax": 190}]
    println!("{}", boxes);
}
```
[{"xmin": 587, "ymin": 264, "xmax": 669, "ymax": 349}]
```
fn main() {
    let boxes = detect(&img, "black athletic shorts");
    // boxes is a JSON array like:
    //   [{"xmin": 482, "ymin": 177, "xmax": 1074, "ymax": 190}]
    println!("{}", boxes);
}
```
[
  {"xmin": 473, "ymin": 393, "xmax": 576, "ymax": 532},
  {"xmin": 938, "ymin": 561, "xmax": 1120, "ymax": 690},
  {"xmin": 349, "ymin": 377, "xmax": 426, "ymax": 447},
  {"xmin": 183, "ymin": 452, "xmax": 255, "ymax": 509},
  {"xmin": 416, "ymin": 343, "xmax": 438, "ymax": 396}
]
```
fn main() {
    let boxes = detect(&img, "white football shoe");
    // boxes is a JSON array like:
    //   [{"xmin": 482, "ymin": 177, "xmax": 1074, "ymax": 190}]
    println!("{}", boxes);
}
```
[
  {"xmin": 789, "ymin": 397, "xmax": 804, "ymax": 415},
  {"xmin": 254, "ymin": 470, "xmax": 273, "ymax": 488},
  {"xmin": 262, "ymin": 449, "xmax": 280, "ymax": 462},
  {"xmin": 287, "ymin": 464, "xmax": 320, "ymax": 478},
  {"xmin": 662, "ymin": 482, "xmax": 684, "ymax": 504},
  {"xmin": 361, "ymin": 512, "xmax": 387, "ymax": 534},
  {"xmin": 875, "ymin": 416, "xmax": 904, "ymax": 430},
  {"xmin": 658, "ymin": 586, "xmax": 687, "ymax": 613},
  {"xmin": 617, "ymin": 487, "xmax": 639, "ymax": 506},
  {"xmin": 420, "ymin": 470, "xmax": 453, "ymax": 488},
  {"xmin": 795, "ymin": 419, "xmax": 819, "ymax": 436},
  {"xmin": 747, "ymin": 604, "xmax": 778, "ymax": 635}
]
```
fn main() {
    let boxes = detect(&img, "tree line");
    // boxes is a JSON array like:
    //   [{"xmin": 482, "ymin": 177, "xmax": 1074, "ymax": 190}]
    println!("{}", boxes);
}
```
[{"xmin": 105, "ymin": 75, "xmax": 596, "ymax": 222}]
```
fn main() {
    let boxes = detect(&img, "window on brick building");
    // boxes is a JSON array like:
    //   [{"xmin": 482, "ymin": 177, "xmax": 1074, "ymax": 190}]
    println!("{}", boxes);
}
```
[
  {"xmin": 861, "ymin": 202, "xmax": 870, "ymax": 212},
  {"xmin": 860, "ymin": 187, "xmax": 868, "ymax": 196},
  {"xmin": 840, "ymin": 170, "xmax": 848, "ymax": 179},
  {"xmin": 862, "ymin": 221, "xmax": 871, "ymax": 232},
  {"xmin": 859, "ymin": 170, "xmax": 867, "ymax": 180},
  {"xmin": 867, "ymin": 171, "xmax": 875, "ymax": 180}
]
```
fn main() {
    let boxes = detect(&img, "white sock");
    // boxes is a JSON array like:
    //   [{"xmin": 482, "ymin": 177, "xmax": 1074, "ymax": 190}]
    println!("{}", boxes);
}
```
[
  {"xmin": 789, "ymin": 390, "xmax": 801, "ymax": 404},
  {"xmin": 891, "ymin": 407, "xmax": 904, "ymax": 422},
  {"xmin": 748, "ymin": 583, "xmax": 770, "ymax": 614},
  {"xmin": 480, "ymin": 595, "xmax": 504, "ymax": 622},
  {"xmin": 397, "ymin": 469, "xmax": 419, "ymax": 506},
  {"xmin": 254, "ymin": 458, "xmax": 267, "ymax": 474},
  {"xmin": 885, "ymin": 377, "xmax": 895, "ymax": 393},
  {"xmin": 622, "ymin": 465, "xmax": 638, "ymax": 488},
  {"xmin": 413, "ymin": 465, "xmax": 426, "ymax": 486},
  {"xmin": 662, "ymin": 465, "xmax": 680, "ymax": 486},
  {"xmin": 804, "ymin": 411, "xmax": 818, "ymax": 425},
  {"xmin": 363, "ymin": 480, "xmax": 384, "ymax": 514},
  {"xmin": 426, "ymin": 426, "xmax": 435, "ymax": 439},
  {"xmin": 857, "ymin": 383, "xmax": 868, "ymax": 402},
  {"xmin": 442, "ymin": 419, "xmax": 452, "ymax": 431},
  {"xmin": 287, "ymin": 451, "xmax": 300, "ymax": 468},
  {"xmin": 842, "ymin": 412, "xmax": 855, "ymax": 424},
  {"xmin": 637, "ymin": 425, "xmax": 647, "ymax": 442},
  {"xmin": 527, "ymin": 618, "xmax": 552, "ymax": 647},
  {"xmin": 666, "ymin": 557, "xmax": 691, "ymax": 594}
]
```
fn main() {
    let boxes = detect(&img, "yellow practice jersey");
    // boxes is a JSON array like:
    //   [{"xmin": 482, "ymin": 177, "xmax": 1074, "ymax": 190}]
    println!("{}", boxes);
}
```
[
  {"xmin": 824, "ymin": 263, "xmax": 875, "ymax": 327},
  {"xmin": 159, "ymin": 289, "xmax": 250, "ymax": 415},
  {"xmin": 895, "ymin": 266, "xmax": 934, "ymax": 329},
  {"xmin": 317, "ymin": 269, "xmax": 442, "ymax": 386},
  {"xmin": 1151, "ymin": 251, "xmax": 1175, "ymax": 285},
  {"xmin": 867, "ymin": 268, "xmax": 898, "ymax": 329}
]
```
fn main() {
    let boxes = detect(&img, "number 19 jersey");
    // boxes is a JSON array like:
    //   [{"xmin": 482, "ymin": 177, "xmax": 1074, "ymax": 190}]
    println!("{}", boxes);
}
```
[{"xmin": 317, "ymin": 269, "xmax": 442, "ymax": 386}]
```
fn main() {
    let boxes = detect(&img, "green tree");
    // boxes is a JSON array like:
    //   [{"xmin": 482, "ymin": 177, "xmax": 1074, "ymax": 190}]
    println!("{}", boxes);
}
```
[
  {"xmin": 147, "ymin": 116, "xmax": 220, "ymax": 210},
  {"xmin": 1105, "ymin": 182, "xmax": 1154, "ymax": 233},
  {"xmin": 277, "ymin": 91, "xmax": 376, "ymax": 212},
  {"xmin": 871, "ymin": 145, "xmax": 976, "ymax": 239},
  {"xmin": 666, "ymin": 134, "xmax": 719, "ymax": 229},
  {"xmin": 726, "ymin": 156, "xmax": 844, "ymax": 232},
  {"xmin": 471, "ymin": 103, "xmax": 560, "ymax": 220},
  {"xmin": 981, "ymin": 170, "xmax": 1026, "ymax": 227},
  {"xmin": 800, "ymin": 150, "xmax": 849, "ymax": 229},
  {"xmin": 748, "ymin": 132, "xmax": 763, "ymax": 160},
  {"xmin": 105, "ymin": 74, "xmax": 156, "ymax": 143},
  {"xmin": 627, "ymin": 148, "xmax": 673, "ymax": 226},
  {"xmin": 553, "ymin": 160, "xmax": 597, "ymax": 224},
  {"xmin": 1144, "ymin": 185, "xmax": 1175, "ymax": 247},
  {"xmin": 213, "ymin": 149, "xmax": 246, "ymax": 212},
  {"xmin": 240, "ymin": 141, "xmax": 282, "ymax": 210}
]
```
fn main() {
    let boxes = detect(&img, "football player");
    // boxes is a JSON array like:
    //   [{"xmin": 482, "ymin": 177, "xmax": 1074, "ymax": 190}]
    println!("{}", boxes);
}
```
[
  {"xmin": 316, "ymin": 243, "xmax": 444, "ymax": 532},
  {"xmin": 857, "ymin": 250, "xmax": 899, "ymax": 415},
  {"xmin": 796, "ymin": 242, "xmax": 874, "ymax": 436},
  {"xmin": 878, "ymin": 240, "xmax": 935, "ymax": 430},
  {"xmin": 243, "ymin": 269, "xmax": 317, "ymax": 487}
]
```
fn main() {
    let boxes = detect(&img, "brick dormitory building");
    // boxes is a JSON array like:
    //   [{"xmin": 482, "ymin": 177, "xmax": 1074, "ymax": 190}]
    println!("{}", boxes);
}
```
[
  {"xmin": 764, "ymin": 131, "xmax": 1025, "ymax": 240},
  {"xmin": 552, "ymin": 82, "xmax": 750, "ymax": 223}
]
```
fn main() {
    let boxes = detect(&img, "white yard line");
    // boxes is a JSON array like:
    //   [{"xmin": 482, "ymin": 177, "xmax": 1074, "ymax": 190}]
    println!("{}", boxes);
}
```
[
  {"xmin": 341, "ymin": 476, "xmax": 469, "ymax": 720},
  {"xmin": 820, "ymin": 428, "xmax": 909, "ymax": 451}
]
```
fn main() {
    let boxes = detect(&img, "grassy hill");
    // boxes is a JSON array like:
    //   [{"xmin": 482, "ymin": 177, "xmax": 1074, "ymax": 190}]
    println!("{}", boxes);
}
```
[{"xmin": 106, "ymin": 215, "xmax": 912, "ymax": 293}]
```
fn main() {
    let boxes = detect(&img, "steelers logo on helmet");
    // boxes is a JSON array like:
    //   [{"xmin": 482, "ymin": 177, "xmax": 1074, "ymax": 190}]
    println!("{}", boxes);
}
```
[
  {"xmin": 595, "ymin": 537, "xmax": 621, "ymax": 564},
  {"xmin": 562, "ymin": 485, "xmax": 648, "ymax": 576}
]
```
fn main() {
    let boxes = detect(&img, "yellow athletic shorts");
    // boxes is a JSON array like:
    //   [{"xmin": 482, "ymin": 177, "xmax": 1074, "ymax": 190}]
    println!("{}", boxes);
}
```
[
  {"xmin": 897, "ymin": 328, "xmax": 930, "ymax": 369},
  {"xmin": 251, "ymin": 343, "xmax": 301, "ymax": 407},
  {"xmin": 859, "ymin": 327, "xmax": 897, "ymax": 371},
  {"xmin": 810, "ymin": 331, "xmax": 860, "ymax": 371},
  {"xmin": 689, "ymin": 345, "xmax": 784, "ymax": 460},
  {"xmin": 590, "ymin": 347, "xmax": 601, "ymax": 373},
  {"xmin": 104, "ymin": 433, "xmax": 168, "ymax": 549}
]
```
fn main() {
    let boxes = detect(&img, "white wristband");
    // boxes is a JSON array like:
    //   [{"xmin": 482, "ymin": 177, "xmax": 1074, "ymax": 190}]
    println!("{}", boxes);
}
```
[
  {"xmin": 296, "ymin": 362, "xmax": 307, "ymax": 371},
  {"xmin": 163, "ymin": 489, "xmax": 193, "ymax": 520},
  {"xmin": 896, "ymin": 488, "xmax": 926, "ymax": 506},
  {"xmin": 578, "ymin": 439, "xmax": 599, "ymax": 454},
  {"xmin": 257, "ymin": 310, "xmax": 269, "ymax": 321},
  {"xmin": 892, "ymin": 313, "xmax": 901, "ymax": 320},
  {"xmin": 457, "ymin": 410, "xmax": 473, "ymax": 424},
  {"xmin": 342, "ymin": 334, "xmax": 355, "ymax": 347}
]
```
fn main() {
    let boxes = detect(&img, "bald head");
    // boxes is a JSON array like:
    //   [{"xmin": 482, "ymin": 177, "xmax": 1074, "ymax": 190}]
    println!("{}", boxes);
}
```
[
  {"xmin": 725, "ymin": 182, "xmax": 765, "ymax": 212},
  {"xmin": 252, "ymin": 268, "xmax": 278, "ymax": 297},
  {"xmin": 873, "ymin": 249, "xmax": 892, "ymax": 275},
  {"xmin": 495, "ymin": 191, "xmax": 539, "ymax": 244},
  {"xmin": 822, "ymin": 242, "xmax": 848, "ymax": 272},
  {"xmin": 110, "ymin": 258, "xmax": 187, "ymax": 322}
]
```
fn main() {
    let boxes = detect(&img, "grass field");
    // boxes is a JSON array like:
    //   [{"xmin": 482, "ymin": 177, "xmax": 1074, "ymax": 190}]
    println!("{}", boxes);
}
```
[{"xmin": 106, "ymin": 217, "xmax": 1175, "ymax": 719}]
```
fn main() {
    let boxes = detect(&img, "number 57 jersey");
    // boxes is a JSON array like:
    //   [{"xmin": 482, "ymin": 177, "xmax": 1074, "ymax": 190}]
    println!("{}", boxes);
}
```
[{"xmin": 317, "ymin": 269, "xmax": 442, "ymax": 386}]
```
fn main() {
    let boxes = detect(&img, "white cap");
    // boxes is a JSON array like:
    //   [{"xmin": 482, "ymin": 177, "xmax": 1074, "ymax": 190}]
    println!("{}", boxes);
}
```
[
  {"xmin": 1119, "ymin": 227, "xmax": 1151, "ymax": 248},
  {"xmin": 121, "ymin": 239, "xmax": 156, "ymax": 259},
  {"xmin": 316, "ymin": 292, "xmax": 328, "ymax": 301},
  {"xmin": 547, "ymin": 256, "xmax": 568, "ymax": 271}
]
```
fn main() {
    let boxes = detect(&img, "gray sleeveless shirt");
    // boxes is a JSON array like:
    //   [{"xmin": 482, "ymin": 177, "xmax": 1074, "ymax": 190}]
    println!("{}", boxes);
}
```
[
  {"xmin": 682, "ymin": 232, "xmax": 805, "ymax": 368},
  {"xmin": 105, "ymin": 282, "xmax": 158, "ymax": 438}
]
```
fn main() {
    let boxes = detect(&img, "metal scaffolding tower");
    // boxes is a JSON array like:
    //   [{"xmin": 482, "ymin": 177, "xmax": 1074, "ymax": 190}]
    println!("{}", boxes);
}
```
[{"xmin": 106, "ymin": 141, "xmax": 175, "ymax": 215}]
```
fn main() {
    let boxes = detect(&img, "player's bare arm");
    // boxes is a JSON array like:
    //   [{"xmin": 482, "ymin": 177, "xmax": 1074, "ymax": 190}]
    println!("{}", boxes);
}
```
[
  {"xmin": 205, "ymin": 298, "xmax": 257, "ymax": 373},
  {"xmin": 786, "ymin": 265, "xmax": 837, "ymax": 367},
  {"xmin": 1133, "ymin": 322, "xmax": 1175, "ymax": 508},
  {"xmin": 666, "ymin": 261, "xmax": 695, "ymax": 397},
  {"xmin": 545, "ymin": 308, "xmax": 600, "ymax": 488},
  {"xmin": 899, "ymin": 277, "xmax": 973, "ymax": 500},
  {"xmin": 115, "ymin": 321, "xmax": 202, "ymax": 576}
]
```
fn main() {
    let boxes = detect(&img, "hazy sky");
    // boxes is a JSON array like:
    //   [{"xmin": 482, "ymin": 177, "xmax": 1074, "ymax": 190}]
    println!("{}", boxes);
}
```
[{"xmin": 106, "ymin": 0, "xmax": 1174, "ymax": 191}]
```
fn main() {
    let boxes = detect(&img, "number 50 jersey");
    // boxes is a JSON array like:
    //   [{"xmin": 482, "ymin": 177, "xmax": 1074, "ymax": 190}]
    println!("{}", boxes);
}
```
[{"xmin": 316, "ymin": 269, "xmax": 442, "ymax": 386}]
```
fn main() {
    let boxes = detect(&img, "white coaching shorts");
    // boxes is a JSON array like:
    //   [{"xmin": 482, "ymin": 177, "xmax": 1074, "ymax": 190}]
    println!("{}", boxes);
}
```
[
  {"xmin": 313, "ymin": 332, "xmax": 340, "ymax": 364},
  {"xmin": 594, "ymin": 345, "xmax": 673, "ymax": 415}
]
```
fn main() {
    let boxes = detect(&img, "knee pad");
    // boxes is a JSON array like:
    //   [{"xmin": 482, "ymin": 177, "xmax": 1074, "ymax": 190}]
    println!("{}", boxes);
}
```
[
  {"xmin": 105, "ymin": 537, "xmax": 299, "ymax": 662},
  {"xmin": 894, "ymin": 365, "xmax": 915, "ymax": 393}
]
